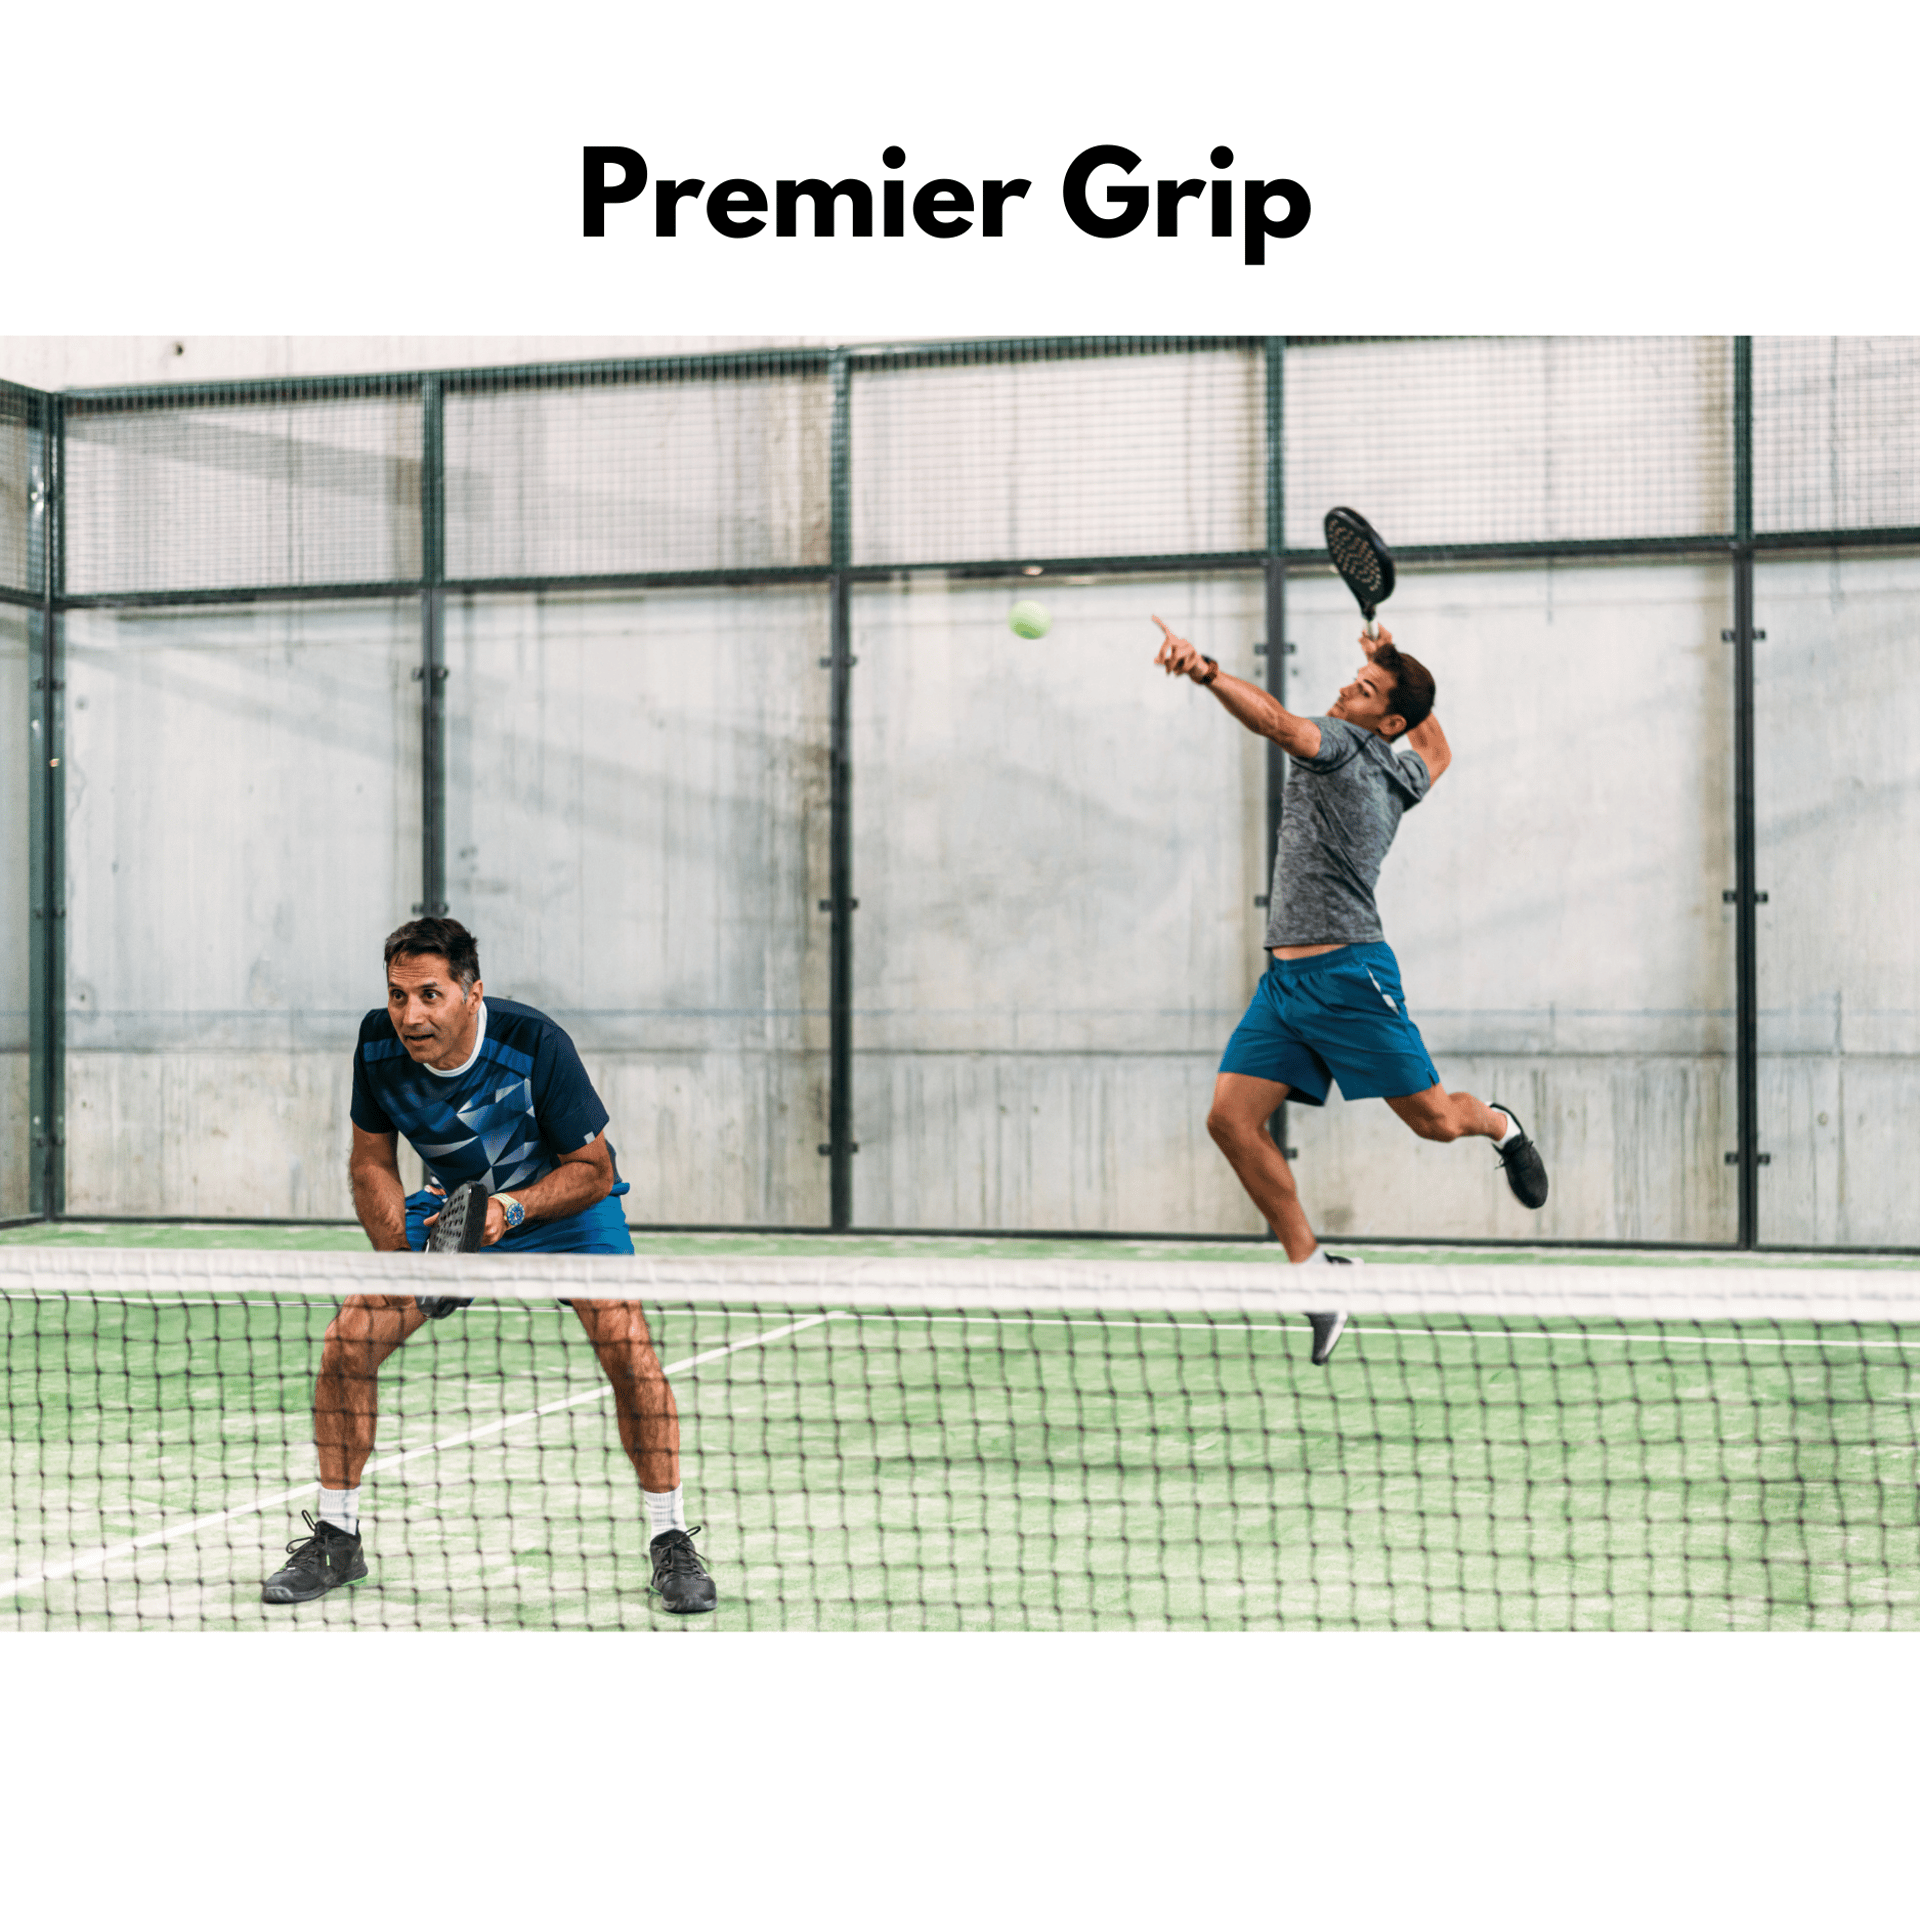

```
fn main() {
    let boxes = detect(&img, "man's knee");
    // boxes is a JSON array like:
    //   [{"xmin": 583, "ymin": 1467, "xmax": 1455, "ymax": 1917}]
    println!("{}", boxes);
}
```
[
  {"xmin": 1207, "ymin": 1101, "xmax": 1283, "ymax": 1158},
  {"xmin": 320, "ymin": 1305, "xmax": 406, "ymax": 1379}
]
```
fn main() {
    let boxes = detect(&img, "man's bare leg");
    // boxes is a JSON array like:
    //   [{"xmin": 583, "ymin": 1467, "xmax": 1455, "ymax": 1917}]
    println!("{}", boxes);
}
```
[
  {"xmin": 314, "ymin": 1294, "xmax": 430, "ymax": 1488},
  {"xmin": 1388, "ymin": 1082, "xmax": 1549, "ymax": 1208},
  {"xmin": 1384, "ymin": 1083, "xmax": 1505, "ymax": 1144},
  {"xmin": 264, "ymin": 1293, "xmax": 427, "ymax": 1602},
  {"xmin": 1207, "ymin": 1072, "xmax": 1319, "ymax": 1260},
  {"xmin": 571, "ymin": 1299, "xmax": 681, "ymax": 1494},
  {"xmin": 573, "ymin": 1298, "xmax": 716, "ymax": 1613}
]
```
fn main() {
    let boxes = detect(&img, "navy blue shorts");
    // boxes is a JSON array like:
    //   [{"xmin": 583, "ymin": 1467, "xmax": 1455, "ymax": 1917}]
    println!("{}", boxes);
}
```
[{"xmin": 1218, "ymin": 942, "xmax": 1439, "ymax": 1107}]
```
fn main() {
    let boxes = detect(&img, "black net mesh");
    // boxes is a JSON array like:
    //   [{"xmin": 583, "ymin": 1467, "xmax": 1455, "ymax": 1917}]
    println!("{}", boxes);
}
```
[
  {"xmin": 1754, "ymin": 337, "xmax": 1920, "ymax": 535},
  {"xmin": 0, "ymin": 384, "xmax": 33, "ymax": 598},
  {"xmin": 1283, "ymin": 336, "xmax": 1737, "ymax": 548},
  {"xmin": 851, "ymin": 339, "xmax": 1265, "ymax": 566},
  {"xmin": 62, "ymin": 380, "xmax": 424, "ymax": 595},
  {"xmin": 444, "ymin": 358, "xmax": 833, "ymax": 581},
  {"xmin": 4, "ymin": 1251, "xmax": 1917, "ymax": 1631}
]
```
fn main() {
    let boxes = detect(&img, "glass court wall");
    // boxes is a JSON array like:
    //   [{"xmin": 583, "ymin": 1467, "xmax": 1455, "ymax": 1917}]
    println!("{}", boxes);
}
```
[{"xmin": 3, "ymin": 338, "xmax": 1915, "ymax": 1251}]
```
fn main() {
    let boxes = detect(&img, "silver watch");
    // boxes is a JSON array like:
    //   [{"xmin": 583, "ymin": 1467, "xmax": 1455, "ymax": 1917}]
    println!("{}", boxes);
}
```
[{"xmin": 499, "ymin": 1194, "xmax": 526, "ymax": 1230}]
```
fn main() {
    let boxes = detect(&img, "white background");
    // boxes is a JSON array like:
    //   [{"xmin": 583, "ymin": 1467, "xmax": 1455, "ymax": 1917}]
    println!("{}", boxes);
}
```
[
  {"xmin": 7, "ymin": 3, "xmax": 1919, "ymax": 1910},
  {"xmin": 5, "ymin": 0, "xmax": 1918, "ymax": 336}
]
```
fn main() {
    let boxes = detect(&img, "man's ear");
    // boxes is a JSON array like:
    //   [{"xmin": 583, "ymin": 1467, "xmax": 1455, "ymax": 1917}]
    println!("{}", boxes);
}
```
[{"xmin": 1381, "ymin": 713, "xmax": 1407, "ymax": 740}]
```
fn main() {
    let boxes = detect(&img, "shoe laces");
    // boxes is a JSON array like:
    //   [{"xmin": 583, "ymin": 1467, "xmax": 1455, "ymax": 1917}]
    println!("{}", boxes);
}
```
[
  {"xmin": 280, "ymin": 1511, "xmax": 328, "ymax": 1564},
  {"xmin": 653, "ymin": 1524, "xmax": 709, "ymax": 1575}
]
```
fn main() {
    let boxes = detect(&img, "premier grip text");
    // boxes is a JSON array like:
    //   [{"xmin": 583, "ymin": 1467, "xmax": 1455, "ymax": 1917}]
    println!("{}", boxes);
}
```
[{"xmin": 584, "ymin": 144, "xmax": 1310, "ymax": 265}]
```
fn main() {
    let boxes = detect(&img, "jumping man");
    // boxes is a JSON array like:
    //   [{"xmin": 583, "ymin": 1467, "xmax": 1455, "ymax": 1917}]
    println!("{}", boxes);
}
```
[
  {"xmin": 1152, "ymin": 617, "xmax": 1549, "ymax": 1363},
  {"xmin": 261, "ymin": 916, "xmax": 717, "ymax": 1614}
]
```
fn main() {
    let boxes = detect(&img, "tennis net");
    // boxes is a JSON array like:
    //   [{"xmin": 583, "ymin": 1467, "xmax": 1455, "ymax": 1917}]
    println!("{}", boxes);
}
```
[{"xmin": 4, "ymin": 1246, "xmax": 1918, "ymax": 1630}]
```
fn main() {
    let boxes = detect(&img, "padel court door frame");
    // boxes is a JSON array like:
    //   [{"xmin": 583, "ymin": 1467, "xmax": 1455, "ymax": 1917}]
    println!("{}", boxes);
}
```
[{"xmin": 4, "ymin": 337, "xmax": 1916, "ymax": 1251}]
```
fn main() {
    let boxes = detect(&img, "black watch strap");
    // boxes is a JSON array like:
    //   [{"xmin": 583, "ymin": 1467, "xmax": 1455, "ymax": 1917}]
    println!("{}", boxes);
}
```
[{"xmin": 1198, "ymin": 655, "xmax": 1220, "ymax": 687}]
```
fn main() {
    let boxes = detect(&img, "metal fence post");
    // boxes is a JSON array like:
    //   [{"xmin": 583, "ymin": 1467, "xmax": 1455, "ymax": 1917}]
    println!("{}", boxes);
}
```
[
  {"xmin": 1730, "ymin": 337, "xmax": 1760, "ymax": 1248},
  {"xmin": 826, "ymin": 350, "xmax": 856, "ymax": 1229},
  {"xmin": 419, "ymin": 374, "xmax": 448, "ymax": 918},
  {"xmin": 25, "ymin": 392, "xmax": 65, "ymax": 1216},
  {"xmin": 1263, "ymin": 338, "xmax": 1291, "ymax": 1175}
]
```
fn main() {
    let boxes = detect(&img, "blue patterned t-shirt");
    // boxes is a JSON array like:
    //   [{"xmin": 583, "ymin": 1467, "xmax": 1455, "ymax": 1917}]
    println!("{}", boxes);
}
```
[{"xmin": 350, "ymin": 997, "xmax": 616, "ymax": 1195}]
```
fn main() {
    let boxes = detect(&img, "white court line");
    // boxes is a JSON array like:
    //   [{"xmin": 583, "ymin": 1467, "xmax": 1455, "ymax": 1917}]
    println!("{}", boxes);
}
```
[
  {"xmin": 0, "ymin": 1311, "xmax": 841, "ymax": 1601},
  {"xmin": 828, "ymin": 1310, "xmax": 1920, "ymax": 1355}
]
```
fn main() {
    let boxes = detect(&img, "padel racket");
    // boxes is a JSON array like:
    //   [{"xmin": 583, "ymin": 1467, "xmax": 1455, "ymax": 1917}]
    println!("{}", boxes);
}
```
[
  {"xmin": 417, "ymin": 1179, "xmax": 484, "ymax": 1319},
  {"xmin": 1324, "ymin": 507, "xmax": 1396, "ymax": 638}
]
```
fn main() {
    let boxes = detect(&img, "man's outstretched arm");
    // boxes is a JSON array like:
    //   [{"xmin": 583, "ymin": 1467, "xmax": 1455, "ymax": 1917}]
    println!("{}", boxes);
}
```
[{"xmin": 1152, "ymin": 616, "xmax": 1322, "ymax": 760}]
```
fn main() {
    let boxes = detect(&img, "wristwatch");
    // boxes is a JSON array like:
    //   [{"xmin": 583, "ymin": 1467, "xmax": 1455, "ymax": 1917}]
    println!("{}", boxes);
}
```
[
  {"xmin": 498, "ymin": 1194, "xmax": 526, "ymax": 1231},
  {"xmin": 1196, "ymin": 655, "xmax": 1220, "ymax": 687}
]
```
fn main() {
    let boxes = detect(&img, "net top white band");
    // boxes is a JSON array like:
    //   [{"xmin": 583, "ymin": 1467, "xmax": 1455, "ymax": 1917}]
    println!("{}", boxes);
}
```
[{"xmin": 5, "ymin": 1246, "xmax": 1920, "ymax": 1323}]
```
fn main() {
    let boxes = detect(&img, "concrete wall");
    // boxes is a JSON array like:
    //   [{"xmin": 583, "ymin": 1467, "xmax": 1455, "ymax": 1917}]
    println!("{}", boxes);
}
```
[
  {"xmin": 1754, "ymin": 555, "xmax": 1920, "ymax": 1245},
  {"xmin": 850, "ymin": 572, "xmax": 1268, "ymax": 1233},
  {"xmin": 443, "ymin": 588, "xmax": 832, "ymax": 1227},
  {"xmin": 1282, "ymin": 562, "xmax": 1739, "ymax": 1243},
  {"xmin": 61, "ymin": 600, "xmax": 421, "ymax": 1214}
]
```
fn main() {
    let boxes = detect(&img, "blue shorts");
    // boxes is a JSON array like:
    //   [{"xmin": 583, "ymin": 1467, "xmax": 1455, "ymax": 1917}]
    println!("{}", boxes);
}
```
[
  {"xmin": 1218, "ymin": 942, "xmax": 1438, "ymax": 1107},
  {"xmin": 404, "ymin": 1184, "xmax": 635, "ymax": 1256}
]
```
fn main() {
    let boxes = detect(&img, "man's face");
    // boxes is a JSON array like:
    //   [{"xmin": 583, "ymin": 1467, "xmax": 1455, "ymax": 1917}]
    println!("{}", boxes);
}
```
[
  {"xmin": 1329, "ymin": 661, "xmax": 1405, "ymax": 739},
  {"xmin": 386, "ymin": 952, "xmax": 483, "ymax": 1071}
]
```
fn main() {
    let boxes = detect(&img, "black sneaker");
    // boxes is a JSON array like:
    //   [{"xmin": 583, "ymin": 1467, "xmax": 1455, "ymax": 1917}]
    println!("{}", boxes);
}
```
[
  {"xmin": 1489, "ymin": 1105, "xmax": 1549, "ymax": 1209},
  {"xmin": 262, "ymin": 1513, "xmax": 368, "ymax": 1605},
  {"xmin": 418, "ymin": 1179, "xmax": 485, "ymax": 1318},
  {"xmin": 649, "ymin": 1525, "xmax": 718, "ymax": 1615},
  {"xmin": 1307, "ymin": 1254, "xmax": 1360, "ymax": 1365}
]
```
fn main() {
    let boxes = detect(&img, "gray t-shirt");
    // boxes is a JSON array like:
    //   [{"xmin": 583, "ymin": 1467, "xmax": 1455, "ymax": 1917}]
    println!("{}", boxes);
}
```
[{"xmin": 1263, "ymin": 716, "xmax": 1431, "ymax": 947}]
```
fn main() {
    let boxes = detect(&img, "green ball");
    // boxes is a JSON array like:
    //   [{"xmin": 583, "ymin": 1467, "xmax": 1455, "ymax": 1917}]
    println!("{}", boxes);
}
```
[{"xmin": 1007, "ymin": 598, "xmax": 1052, "ymax": 640}]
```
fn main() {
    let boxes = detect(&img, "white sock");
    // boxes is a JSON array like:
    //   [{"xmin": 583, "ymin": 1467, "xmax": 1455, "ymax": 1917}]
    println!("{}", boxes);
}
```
[
  {"xmin": 1493, "ymin": 1109, "xmax": 1520, "ymax": 1148},
  {"xmin": 645, "ymin": 1486, "xmax": 686, "ymax": 1540},
  {"xmin": 1291, "ymin": 1246, "xmax": 1329, "ymax": 1266},
  {"xmin": 318, "ymin": 1485, "xmax": 359, "ymax": 1535}
]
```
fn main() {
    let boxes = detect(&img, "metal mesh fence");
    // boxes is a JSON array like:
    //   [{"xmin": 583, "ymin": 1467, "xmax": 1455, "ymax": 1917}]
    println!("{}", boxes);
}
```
[
  {"xmin": 0, "ymin": 385, "xmax": 32, "ymax": 598},
  {"xmin": 63, "ymin": 381, "xmax": 424, "ymax": 596},
  {"xmin": 1755, "ymin": 337, "xmax": 1920, "ymax": 535},
  {"xmin": 445, "ymin": 359, "xmax": 832, "ymax": 581},
  {"xmin": 1283, "ymin": 337, "xmax": 1736, "ymax": 549},
  {"xmin": 1755, "ymin": 552, "xmax": 1920, "ymax": 1246},
  {"xmin": 4, "ymin": 338, "xmax": 1916, "ymax": 1250},
  {"xmin": 1, "ymin": 600, "xmax": 26, "ymax": 1219},
  {"xmin": 851, "ymin": 340, "xmax": 1264, "ymax": 566}
]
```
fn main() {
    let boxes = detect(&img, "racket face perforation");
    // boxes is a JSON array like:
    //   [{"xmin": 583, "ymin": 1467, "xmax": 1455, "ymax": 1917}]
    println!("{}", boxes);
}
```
[
  {"xmin": 426, "ymin": 1180, "xmax": 487, "ymax": 1255},
  {"xmin": 1323, "ymin": 506, "xmax": 1396, "ymax": 621}
]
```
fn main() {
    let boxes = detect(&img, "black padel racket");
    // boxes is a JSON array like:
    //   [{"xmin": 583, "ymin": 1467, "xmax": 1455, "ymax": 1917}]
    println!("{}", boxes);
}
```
[
  {"xmin": 1324, "ymin": 507, "xmax": 1396, "ymax": 638},
  {"xmin": 418, "ymin": 1179, "xmax": 484, "ymax": 1318}
]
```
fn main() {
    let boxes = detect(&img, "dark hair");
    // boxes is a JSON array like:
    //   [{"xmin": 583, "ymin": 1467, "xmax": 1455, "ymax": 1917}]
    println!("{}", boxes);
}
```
[
  {"xmin": 384, "ymin": 916, "xmax": 480, "ymax": 992},
  {"xmin": 1372, "ymin": 643, "xmax": 1436, "ymax": 734}
]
